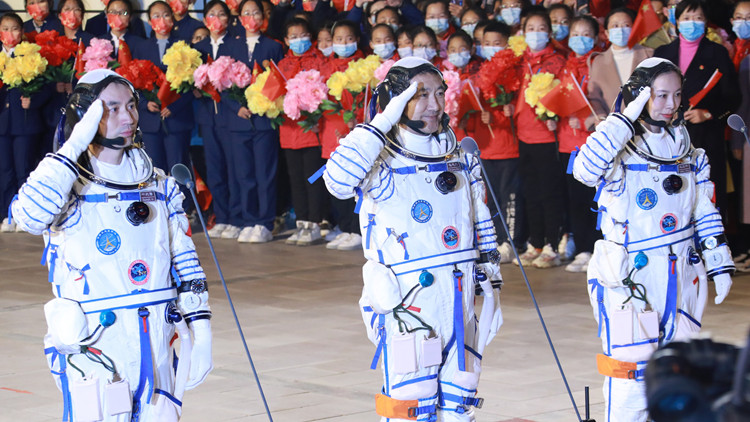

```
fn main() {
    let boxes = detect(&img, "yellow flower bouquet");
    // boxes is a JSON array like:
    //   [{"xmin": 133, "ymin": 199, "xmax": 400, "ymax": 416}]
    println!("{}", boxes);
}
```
[
  {"xmin": 524, "ymin": 72, "xmax": 560, "ymax": 121},
  {"xmin": 322, "ymin": 55, "xmax": 380, "ymax": 124},
  {"xmin": 508, "ymin": 35, "xmax": 528, "ymax": 57},
  {"xmin": 1, "ymin": 42, "xmax": 48, "ymax": 97},
  {"xmin": 162, "ymin": 41, "xmax": 203, "ymax": 93},
  {"xmin": 245, "ymin": 69, "xmax": 285, "ymax": 128}
]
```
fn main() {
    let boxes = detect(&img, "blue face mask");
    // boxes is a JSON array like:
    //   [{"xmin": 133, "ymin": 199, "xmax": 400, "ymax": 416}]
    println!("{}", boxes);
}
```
[
  {"xmin": 608, "ymin": 27, "xmax": 631, "ymax": 47},
  {"xmin": 289, "ymin": 37, "xmax": 311, "ymax": 55},
  {"xmin": 525, "ymin": 31, "xmax": 549, "ymax": 51},
  {"xmin": 332, "ymin": 42, "xmax": 357, "ymax": 58},
  {"xmin": 668, "ymin": 6, "xmax": 676, "ymax": 26},
  {"xmin": 372, "ymin": 42, "xmax": 396, "ymax": 59},
  {"xmin": 734, "ymin": 20, "xmax": 750, "ymax": 40},
  {"xmin": 482, "ymin": 45, "xmax": 505, "ymax": 59},
  {"xmin": 319, "ymin": 45, "xmax": 333, "ymax": 57},
  {"xmin": 551, "ymin": 24, "xmax": 569, "ymax": 41},
  {"xmin": 568, "ymin": 35, "xmax": 594, "ymax": 55},
  {"xmin": 500, "ymin": 7, "xmax": 521, "ymax": 26},
  {"xmin": 475, "ymin": 44, "xmax": 484, "ymax": 59},
  {"xmin": 413, "ymin": 46, "xmax": 437, "ymax": 60},
  {"xmin": 679, "ymin": 20, "xmax": 705, "ymax": 42},
  {"xmin": 462, "ymin": 23, "xmax": 477, "ymax": 36},
  {"xmin": 426, "ymin": 18, "xmax": 450, "ymax": 34},
  {"xmin": 448, "ymin": 50, "xmax": 471, "ymax": 68}
]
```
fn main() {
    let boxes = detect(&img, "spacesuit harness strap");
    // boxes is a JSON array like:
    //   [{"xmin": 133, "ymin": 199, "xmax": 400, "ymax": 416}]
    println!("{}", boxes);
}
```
[
  {"xmin": 387, "ymin": 249, "xmax": 479, "ymax": 276},
  {"xmin": 596, "ymin": 354, "xmax": 645, "ymax": 380},
  {"xmin": 78, "ymin": 286, "xmax": 178, "ymax": 314},
  {"xmin": 77, "ymin": 191, "xmax": 166, "ymax": 203},
  {"xmin": 391, "ymin": 161, "xmax": 466, "ymax": 175},
  {"xmin": 624, "ymin": 163, "xmax": 695, "ymax": 173},
  {"xmin": 375, "ymin": 393, "xmax": 437, "ymax": 420}
]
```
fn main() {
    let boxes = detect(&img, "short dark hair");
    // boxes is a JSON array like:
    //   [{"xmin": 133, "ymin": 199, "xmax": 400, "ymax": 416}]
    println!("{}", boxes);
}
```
[
  {"xmin": 372, "ymin": 23, "xmax": 396, "ymax": 39},
  {"xmin": 675, "ymin": 0, "xmax": 705, "ymax": 21},
  {"xmin": 0, "ymin": 12, "xmax": 24, "ymax": 28},
  {"xmin": 58, "ymin": 0, "xmax": 86, "ymax": 15},
  {"xmin": 204, "ymin": 0, "xmax": 230, "ymax": 16},
  {"xmin": 423, "ymin": 0, "xmax": 449, "ymax": 15},
  {"xmin": 447, "ymin": 29, "xmax": 472, "ymax": 47},
  {"xmin": 410, "ymin": 25, "xmax": 438, "ymax": 46},
  {"xmin": 331, "ymin": 19, "xmax": 361, "ymax": 40},
  {"xmin": 548, "ymin": 3, "xmax": 573, "ymax": 21},
  {"xmin": 285, "ymin": 17, "xmax": 312, "ymax": 38},
  {"xmin": 147, "ymin": 1, "xmax": 172, "ymax": 18},
  {"xmin": 238, "ymin": 0, "xmax": 265, "ymax": 17},
  {"xmin": 733, "ymin": 1, "xmax": 750, "ymax": 15},
  {"xmin": 604, "ymin": 7, "xmax": 636, "ymax": 29},
  {"xmin": 484, "ymin": 20, "xmax": 511, "ymax": 38},
  {"xmin": 570, "ymin": 14, "xmax": 599, "ymax": 37},
  {"xmin": 522, "ymin": 5, "xmax": 551, "ymax": 33},
  {"xmin": 107, "ymin": 0, "xmax": 133, "ymax": 15},
  {"xmin": 376, "ymin": 6, "xmax": 402, "ymax": 25},
  {"xmin": 460, "ymin": 7, "xmax": 487, "ymax": 23}
]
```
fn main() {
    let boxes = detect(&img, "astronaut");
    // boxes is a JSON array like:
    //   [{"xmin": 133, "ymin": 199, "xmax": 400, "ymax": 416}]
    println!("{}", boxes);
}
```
[
  {"xmin": 572, "ymin": 58, "xmax": 734, "ymax": 422},
  {"xmin": 11, "ymin": 69, "xmax": 212, "ymax": 422},
  {"xmin": 323, "ymin": 57, "xmax": 504, "ymax": 422}
]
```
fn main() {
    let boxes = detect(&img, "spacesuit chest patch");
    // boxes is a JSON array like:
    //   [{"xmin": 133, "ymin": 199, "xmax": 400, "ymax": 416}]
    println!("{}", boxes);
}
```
[
  {"xmin": 442, "ymin": 226, "xmax": 459, "ymax": 249},
  {"xmin": 128, "ymin": 260, "xmax": 150, "ymax": 285},
  {"xmin": 636, "ymin": 188, "xmax": 658, "ymax": 210},
  {"xmin": 660, "ymin": 213, "xmax": 678, "ymax": 233},
  {"xmin": 95, "ymin": 229, "xmax": 121, "ymax": 255},
  {"xmin": 411, "ymin": 200, "xmax": 433, "ymax": 223}
]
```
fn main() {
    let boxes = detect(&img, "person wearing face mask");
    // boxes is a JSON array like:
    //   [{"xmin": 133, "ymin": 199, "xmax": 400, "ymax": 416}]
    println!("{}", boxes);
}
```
[
  {"xmin": 654, "ymin": 0, "xmax": 739, "ymax": 222},
  {"xmin": 493, "ymin": 0, "xmax": 529, "ymax": 35},
  {"xmin": 319, "ymin": 19, "xmax": 365, "ymax": 251},
  {"xmin": 548, "ymin": 3, "xmax": 572, "ymax": 56},
  {"xmin": 277, "ymin": 18, "xmax": 329, "ymax": 246},
  {"xmin": 323, "ymin": 56, "xmax": 504, "ymax": 422},
  {"xmin": 573, "ymin": 57, "xmax": 735, "ymax": 422},
  {"xmin": 558, "ymin": 14, "xmax": 602, "ymax": 273},
  {"xmin": 58, "ymin": 0, "xmax": 93, "ymax": 44},
  {"xmin": 441, "ymin": 30, "xmax": 480, "ymax": 76},
  {"xmin": 459, "ymin": 7, "xmax": 486, "ymax": 39},
  {"xmin": 316, "ymin": 24, "xmax": 334, "ymax": 58},
  {"xmin": 0, "ymin": 12, "xmax": 52, "ymax": 233},
  {"xmin": 371, "ymin": 23, "xmax": 399, "ymax": 61},
  {"xmin": 511, "ymin": 6, "xmax": 567, "ymax": 268},
  {"xmin": 85, "ymin": 0, "xmax": 147, "ymax": 38},
  {"xmin": 423, "ymin": 0, "xmax": 455, "ymax": 58},
  {"xmin": 374, "ymin": 6, "xmax": 402, "ymax": 35},
  {"xmin": 224, "ymin": 0, "xmax": 284, "ymax": 244},
  {"xmin": 637, "ymin": 0, "xmax": 673, "ymax": 49},
  {"xmin": 409, "ymin": 25, "xmax": 441, "ymax": 64},
  {"xmin": 731, "ymin": 0, "xmax": 750, "ymax": 70},
  {"xmin": 588, "ymin": 8, "xmax": 652, "ymax": 123},
  {"xmin": 23, "ymin": 0, "xmax": 62, "ymax": 34},
  {"xmin": 395, "ymin": 26, "xmax": 413, "ymax": 58},
  {"xmin": 166, "ymin": 0, "xmax": 203, "ymax": 42},
  {"xmin": 100, "ymin": 0, "xmax": 145, "ymax": 58}
]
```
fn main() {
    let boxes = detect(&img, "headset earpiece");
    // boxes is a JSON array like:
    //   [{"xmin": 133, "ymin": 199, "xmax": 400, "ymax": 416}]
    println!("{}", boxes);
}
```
[{"xmin": 378, "ymin": 80, "xmax": 392, "ymax": 110}]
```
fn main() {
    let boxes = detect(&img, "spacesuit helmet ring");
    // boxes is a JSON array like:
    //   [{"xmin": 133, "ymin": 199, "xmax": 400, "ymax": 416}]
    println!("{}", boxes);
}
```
[{"xmin": 620, "ymin": 58, "xmax": 684, "ymax": 128}]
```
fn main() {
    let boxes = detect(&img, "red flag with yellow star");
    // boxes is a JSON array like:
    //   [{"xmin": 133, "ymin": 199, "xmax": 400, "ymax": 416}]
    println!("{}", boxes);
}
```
[
  {"xmin": 627, "ymin": 0, "xmax": 663, "ymax": 48},
  {"xmin": 539, "ymin": 70, "xmax": 590, "ymax": 118}
]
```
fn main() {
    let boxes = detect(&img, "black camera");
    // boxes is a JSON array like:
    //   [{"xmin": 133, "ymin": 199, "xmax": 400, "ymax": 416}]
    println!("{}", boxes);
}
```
[{"xmin": 646, "ymin": 331, "xmax": 750, "ymax": 422}]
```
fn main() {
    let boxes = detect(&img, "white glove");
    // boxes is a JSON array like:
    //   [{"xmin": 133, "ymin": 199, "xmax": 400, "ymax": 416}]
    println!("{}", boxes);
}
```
[
  {"xmin": 186, "ymin": 319, "xmax": 213, "ymax": 390},
  {"xmin": 57, "ymin": 99, "xmax": 104, "ymax": 161},
  {"xmin": 476, "ymin": 266, "xmax": 503, "ymax": 347},
  {"xmin": 622, "ymin": 86, "xmax": 651, "ymax": 123},
  {"xmin": 370, "ymin": 81, "xmax": 419, "ymax": 133},
  {"xmin": 713, "ymin": 273, "xmax": 732, "ymax": 305}
]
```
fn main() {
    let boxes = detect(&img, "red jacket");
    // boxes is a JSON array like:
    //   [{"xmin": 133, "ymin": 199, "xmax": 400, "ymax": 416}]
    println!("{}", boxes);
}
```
[
  {"xmin": 734, "ymin": 38, "xmax": 750, "ymax": 71},
  {"xmin": 319, "ymin": 50, "xmax": 366, "ymax": 158},
  {"xmin": 514, "ymin": 46, "xmax": 566, "ymax": 144},
  {"xmin": 558, "ymin": 52, "xmax": 594, "ymax": 153},
  {"xmin": 278, "ymin": 48, "xmax": 328, "ymax": 150}
]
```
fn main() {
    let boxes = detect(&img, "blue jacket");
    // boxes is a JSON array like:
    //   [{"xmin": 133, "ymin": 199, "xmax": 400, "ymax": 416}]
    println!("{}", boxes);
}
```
[
  {"xmin": 85, "ymin": 12, "xmax": 147, "ymax": 38},
  {"xmin": 170, "ymin": 15, "xmax": 204, "ymax": 42},
  {"xmin": 71, "ymin": 29, "xmax": 95, "ymax": 46},
  {"xmin": 132, "ymin": 33, "xmax": 194, "ymax": 134},
  {"xmin": 193, "ymin": 36, "xmax": 233, "ymax": 128},
  {"xmin": 102, "ymin": 31, "xmax": 145, "ymax": 57},
  {"xmin": 0, "ymin": 85, "xmax": 53, "ymax": 136},
  {"xmin": 23, "ymin": 15, "xmax": 63, "ymax": 34},
  {"xmin": 224, "ymin": 34, "xmax": 284, "ymax": 132}
]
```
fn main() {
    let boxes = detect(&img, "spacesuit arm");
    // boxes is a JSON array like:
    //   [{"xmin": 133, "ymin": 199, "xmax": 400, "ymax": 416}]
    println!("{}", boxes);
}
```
[
  {"xmin": 467, "ymin": 154, "xmax": 502, "ymax": 278},
  {"xmin": 323, "ymin": 125, "xmax": 390, "ymax": 200},
  {"xmin": 572, "ymin": 113, "xmax": 634, "ymax": 187}
]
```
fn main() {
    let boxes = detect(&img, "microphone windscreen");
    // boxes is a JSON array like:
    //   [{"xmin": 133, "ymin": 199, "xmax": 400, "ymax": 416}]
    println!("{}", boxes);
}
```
[
  {"xmin": 171, "ymin": 163, "xmax": 193, "ymax": 187},
  {"xmin": 460, "ymin": 137, "xmax": 479, "ymax": 155},
  {"xmin": 728, "ymin": 114, "xmax": 746, "ymax": 132}
]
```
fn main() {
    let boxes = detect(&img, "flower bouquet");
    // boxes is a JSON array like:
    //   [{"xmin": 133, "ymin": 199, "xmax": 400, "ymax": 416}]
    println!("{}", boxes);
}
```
[
  {"xmin": 81, "ymin": 38, "xmax": 117, "ymax": 73},
  {"xmin": 35, "ymin": 30, "xmax": 78, "ymax": 83},
  {"xmin": 283, "ymin": 69, "xmax": 329, "ymax": 132},
  {"xmin": 323, "ymin": 54, "xmax": 381, "ymax": 124},
  {"xmin": 442, "ymin": 69, "xmax": 461, "ymax": 127},
  {"xmin": 0, "ymin": 42, "xmax": 48, "ymax": 97},
  {"xmin": 245, "ymin": 66, "xmax": 286, "ymax": 129},
  {"xmin": 475, "ymin": 48, "xmax": 522, "ymax": 108},
  {"xmin": 162, "ymin": 40, "xmax": 203, "ymax": 94},
  {"xmin": 508, "ymin": 35, "xmax": 528, "ymax": 57},
  {"xmin": 524, "ymin": 72, "xmax": 560, "ymax": 121},
  {"xmin": 115, "ymin": 59, "xmax": 165, "ymax": 103}
]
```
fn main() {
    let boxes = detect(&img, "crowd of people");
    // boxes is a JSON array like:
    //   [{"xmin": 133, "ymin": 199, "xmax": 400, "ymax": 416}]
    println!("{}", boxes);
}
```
[{"xmin": 1, "ymin": 0, "xmax": 749, "ymax": 272}]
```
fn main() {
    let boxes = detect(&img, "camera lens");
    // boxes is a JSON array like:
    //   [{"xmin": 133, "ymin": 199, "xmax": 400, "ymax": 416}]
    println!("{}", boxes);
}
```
[
  {"xmin": 663, "ymin": 174, "xmax": 683, "ymax": 195},
  {"xmin": 126, "ymin": 201, "xmax": 150, "ymax": 226},
  {"xmin": 435, "ymin": 171, "xmax": 457, "ymax": 194}
]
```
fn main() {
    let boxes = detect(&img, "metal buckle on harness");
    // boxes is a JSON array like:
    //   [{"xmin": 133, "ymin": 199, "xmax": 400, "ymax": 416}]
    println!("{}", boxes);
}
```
[
  {"xmin": 408, "ymin": 407, "xmax": 418, "ymax": 418},
  {"xmin": 627, "ymin": 369, "xmax": 637, "ymax": 380},
  {"xmin": 474, "ymin": 397, "xmax": 484, "ymax": 409}
]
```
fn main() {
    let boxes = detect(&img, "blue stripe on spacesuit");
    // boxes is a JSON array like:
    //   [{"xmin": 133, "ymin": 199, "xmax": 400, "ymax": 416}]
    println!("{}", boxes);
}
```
[
  {"xmin": 695, "ymin": 180, "xmax": 710, "ymax": 185},
  {"xmin": 581, "ymin": 139, "xmax": 609, "ymax": 169},
  {"xmin": 338, "ymin": 144, "xmax": 370, "ymax": 172},
  {"xmin": 695, "ymin": 212, "xmax": 720, "ymax": 223},
  {"xmin": 372, "ymin": 171, "xmax": 394, "ymax": 201},
  {"xmin": 474, "ymin": 218, "xmax": 492, "ymax": 226},
  {"xmin": 179, "ymin": 269, "xmax": 205, "ymax": 278},
  {"xmin": 45, "ymin": 346, "xmax": 73, "ymax": 422},
  {"xmin": 173, "ymin": 250, "xmax": 197, "ymax": 259},
  {"xmin": 308, "ymin": 164, "xmax": 326, "ymax": 184},
  {"xmin": 611, "ymin": 338, "xmax": 658, "ymax": 349},
  {"xmin": 600, "ymin": 131, "xmax": 617, "ymax": 150},
  {"xmin": 168, "ymin": 211, "xmax": 185, "ymax": 219},
  {"xmin": 627, "ymin": 233, "xmax": 694, "ymax": 253},
  {"xmin": 329, "ymin": 153, "xmax": 366, "ymax": 181},
  {"xmin": 627, "ymin": 224, "xmax": 693, "ymax": 245},
  {"xmin": 19, "ymin": 186, "xmax": 57, "ymax": 216},
  {"xmin": 660, "ymin": 256, "xmax": 678, "ymax": 341},
  {"xmin": 154, "ymin": 388, "xmax": 182, "ymax": 407},
  {"xmin": 23, "ymin": 184, "xmax": 61, "ymax": 210},
  {"xmin": 134, "ymin": 309, "xmax": 155, "ymax": 417},
  {"xmin": 365, "ymin": 214, "xmax": 376, "ymax": 249},
  {"xmin": 465, "ymin": 345, "xmax": 481, "ymax": 360},
  {"xmin": 38, "ymin": 181, "xmax": 64, "ymax": 201},
  {"xmin": 173, "ymin": 257, "xmax": 199, "ymax": 265},
  {"xmin": 453, "ymin": 271, "xmax": 465, "ymax": 372},
  {"xmin": 19, "ymin": 206, "xmax": 46, "ymax": 225},
  {"xmin": 588, "ymin": 279, "xmax": 610, "ymax": 353},
  {"xmin": 392, "ymin": 374, "xmax": 438, "ymax": 390},
  {"xmin": 176, "ymin": 264, "xmax": 202, "ymax": 273},
  {"xmin": 331, "ymin": 149, "xmax": 368, "ymax": 177},
  {"xmin": 325, "ymin": 172, "xmax": 353, "ymax": 189},
  {"xmin": 678, "ymin": 309, "xmax": 701, "ymax": 328}
]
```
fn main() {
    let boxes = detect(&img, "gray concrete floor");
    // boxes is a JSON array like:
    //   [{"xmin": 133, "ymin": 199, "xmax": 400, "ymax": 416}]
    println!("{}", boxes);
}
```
[{"xmin": 1, "ymin": 230, "xmax": 748, "ymax": 422}]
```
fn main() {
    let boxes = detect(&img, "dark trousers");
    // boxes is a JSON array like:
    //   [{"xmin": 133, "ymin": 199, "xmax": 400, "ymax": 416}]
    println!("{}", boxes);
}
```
[
  {"xmin": 201, "ymin": 125, "xmax": 241, "ymax": 226},
  {"xmin": 230, "ymin": 129, "xmax": 279, "ymax": 230},
  {"xmin": 143, "ymin": 128, "xmax": 193, "ymax": 212},
  {"xmin": 483, "ymin": 158, "xmax": 525, "ymax": 245},
  {"xmin": 518, "ymin": 141, "xmax": 565, "ymax": 248},
  {"xmin": 284, "ymin": 147, "xmax": 327, "ymax": 223},
  {"xmin": 561, "ymin": 152, "xmax": 601, "ymax": 254},
  {"xmin": 0, "ymin": 135, "xmax": 36, "ymax": 219},
  {"xmin": 331, "ymin": 197, "xmax": 359, "ymax": 234}
]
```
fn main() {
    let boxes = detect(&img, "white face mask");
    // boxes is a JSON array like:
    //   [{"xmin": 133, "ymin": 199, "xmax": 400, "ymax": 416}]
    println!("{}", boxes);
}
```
[
  {"xmin": 413, "ymin": 46, "xmax": 437, "ymax": 60},
  {"xmin": 397, "ymin": 46, "xmax": 413, "ymax": 57},
  {"xmin": 372, "ymin": 42, "xmax": 396, "ymax": 59},
  {"xmin": 319, "ymin": 45, "xmax": 333, "ymax": 57}
]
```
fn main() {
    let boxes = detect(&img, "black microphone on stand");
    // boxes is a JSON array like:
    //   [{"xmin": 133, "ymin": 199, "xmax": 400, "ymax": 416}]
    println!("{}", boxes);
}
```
[
  {"xmin": 460, "ymin": 138, "xmax": 589, "ymax": 422},
  {"xmin": 171, "ymin": 164, "xmax": 274, "ymax": 422},
  {"xmin": 728, "ymin": 114, "xmax": 750, "ymax": 147}
]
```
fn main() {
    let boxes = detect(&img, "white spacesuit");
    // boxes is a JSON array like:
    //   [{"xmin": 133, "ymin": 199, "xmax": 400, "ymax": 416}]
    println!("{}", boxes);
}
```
[
  {"xmin": 10, "ymin": 70, "xmax": 212, "ymax": 422},
  {"xmin": 323, "ymin": 58, "xmax": 504, "ymax": 422},
  {"xmin": 572, "ymin": 58, "xmax": 734, "ymax": 422}
]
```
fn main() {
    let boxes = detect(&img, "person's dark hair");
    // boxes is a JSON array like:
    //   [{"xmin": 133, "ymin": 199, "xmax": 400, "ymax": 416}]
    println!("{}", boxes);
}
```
[
  {"xmin": 64, "ymin": 75, "xmax": 138, "ymax": 142},
  {"xmin": 375, "ymin": 6, "xmax": 402, "ymax": 25},
  {"xmin": 58, "ymin": 0, "xmax": 86, "ymax": 15},
  {"xmin": 475, "ymin": 19, "xmax": 489, "ymax": 33},
  {"xmin": 409, "ymin": 25, "xmax": 438, "ymax": 46},
  {"xmin": 285, "ymin": 16, "xmax": 312, "ymax": 39},
  {"xmin": 365, "ymin": 0, "xmax": 386, "ymax": 17},
  {"xmin": 331, "ymin": 19, "xmax": 361, "ymax": 40},
  {"xmin": 570, "ymin": 14, "xmax": 599, "ymax": 37},
  {"xmin": 484, "ymin": 20, "xmax": 511, "ymax": 38},
  {"xmin": 460, "ymin": 7, "xmax": 487, "ymax": 23},
  {"xmin": 147, "ymin": 1, "xmax": 173, "ymax": 18},
  {"xmin": 733, "ymin": 0, "xmax": 750, "ymax": 15},
  {"xmin": 107, "ymin": 0, "xmax": 133, "ymax": 15},
  {"xmin": 396, "ymin": 24, "xmax": 413, "ymax": 42},
  {"xmin": 521, "ymin": 5, "xmax": 551, "ymax": 33},
  {"xmin": 447, "ymin": 29, "xmax": 472, "ymax": 48},
  {"xmin": 238, "ymin": 0, "xmax": 265, "ymax": 17},
  {"xmin": 604, "ymin": 7, "xmax": 636, "ymax": 29},
  {"xmin": 24, "ymin": 0, "xmax": 50, "ymax": 7},
  {"xmin": 0, "ymin": 12, "xmax": 24, "ymax": 28},
  {"xmin": 423, "ymin": 0, "xmax": 449, "ymax": 15},
  {"xmin": 675, "ymin": 0, "xmax": 705, "ymax": 21},
  {"xmin": 495, "ymin": 0, "xmax": 532, "ymax": 11},
  {"xmin": 371, "ymin": 23, "xmax": 396, "ymax": 39},
  {"xmin": 204, "ymin": 0, "xmax": 231, "ymax": 16},
  {"xmin": 548, "ymin": 3, "xmax": 573, "ymax": 21}
]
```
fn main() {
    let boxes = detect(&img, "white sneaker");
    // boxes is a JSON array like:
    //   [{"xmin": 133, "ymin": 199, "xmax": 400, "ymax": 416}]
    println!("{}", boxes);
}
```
[
  {"xmin": 565, "ymin": 252, "xmax": 592, "ymax": 273},
  {"xmin": 733, "ymin": 250, "xmax": 750, "ymax": 265},
  {"xmin": 1, "ymin": 218, "xmax": 15, "ymax": 233},
  {"xmin": 207, "ymin": 223, "xmax": 229, "ymax": 238},
  {"xmin": 297, "ymin": 222, "xmax": 322, "ymax": 246},
  {"xmin": 249, "ymin": 225, "xmax": 273, "ymax": 243},
  {"xmin": 325, "ymin": 225, "xmax": 343, "ymax": 242},
  {"xmin": 285, "ymin": 221, "xmax": 304, "ymax": 245},
  {"xmin": 337, "ymin": 233, "xmax": 362, "ymax": 250},
  {"xmin": 497, "ymin": 242, "xmax": 514, "ymax": 264},
  {"xmin": 558, "ymin": 233, "xmax": 575, "ymax": 261},
  {"xmin": 237, "ymin": 226, "xmax": 256, "ymax": 243},
  {"xmin": 319, "ymin": 220, "xmax": 331, "ymax": 237},
  {"xmin": 513, "ymin": 243, "xmax": 540, "ymax": 266},
  {"xmin": 220, "ymin": 225, "xmax": 241, "ymax": 239},
  {"xmin": 326, "ymin": 232, "xmax": 348, "ymax": 249},
  {"xmin": 532, "ymin": 244, "xmax": 562, "ymax": 269}
]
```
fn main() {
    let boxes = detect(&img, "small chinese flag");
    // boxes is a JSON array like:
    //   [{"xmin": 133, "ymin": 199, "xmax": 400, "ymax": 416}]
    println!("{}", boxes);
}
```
[
  {"xmin": 627, "ymin": 0, "xmax": 663, "ymax": 48},
  {"xmin": 261, "ymin": 60, "xmax": 287, "ymax": 101},
  {"xmin": 251, "ymin": 61, "xmax": 263, "ymax": 84},
  {"xmin": 118, "ymin": 40, "xmax": 132, "ymax": 66},
  {"xmin": 74, "ymin": 39, "xmax": 85, "ymax": 77},
  {"xmin": 331, "ymin": 0, "xmax": 354, "ymax": 12},
  {"xmin": 157, "ymin": 78, "xmax": 180, "ymax": 110},
  {"xmin": 539, "ymin": 70, "xmax": 590, "ymax": 118},
  {"xmin": 689, "ymin": 69, "xmax": 723, "ymax": 108},
  {"xmin": 457, "ymin": 83, "xmax": 483, "ymax": 118}
]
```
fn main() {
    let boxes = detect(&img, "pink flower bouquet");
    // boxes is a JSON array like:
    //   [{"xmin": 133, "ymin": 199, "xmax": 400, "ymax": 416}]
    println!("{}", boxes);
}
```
[
  {"xmin": 283, "ymin": 69, "xmax": 328, "ymax": 131},
  {"xmin": 81, "ymin": 38, "xmax": 115, "ymax": 73}
]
